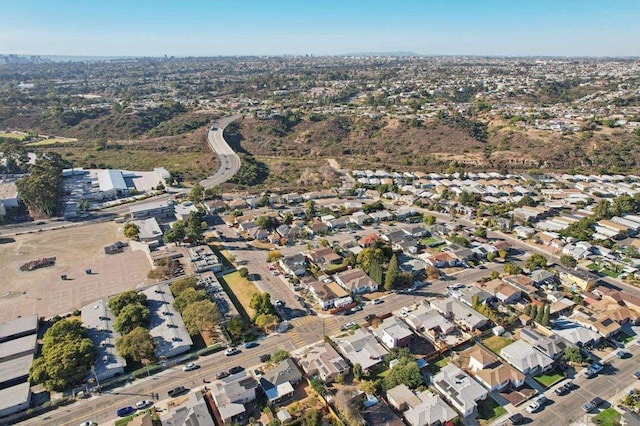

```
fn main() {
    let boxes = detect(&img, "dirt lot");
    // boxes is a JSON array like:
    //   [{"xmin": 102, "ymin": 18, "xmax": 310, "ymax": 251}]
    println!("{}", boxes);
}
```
[{"xmin": 0, "ymin": 222, "xmax": 153, "ymax": 322}]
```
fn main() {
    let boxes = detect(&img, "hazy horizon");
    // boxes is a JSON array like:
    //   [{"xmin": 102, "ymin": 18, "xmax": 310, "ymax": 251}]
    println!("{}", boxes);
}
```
[{"xmin": 1, "ymin": 0, "xmax": 639, "ymax": 57}]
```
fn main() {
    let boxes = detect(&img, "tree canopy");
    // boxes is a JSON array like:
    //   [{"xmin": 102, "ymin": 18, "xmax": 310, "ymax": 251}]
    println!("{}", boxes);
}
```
[
  {"xmin": 182, "ymin": 300, "xmax": 221, "ymax": 335},
  {"xmin": 250, "ymin": 293, "xmax": 276, "ymax": 320},
  {"xmin": 115, "ymin": 326, "xmax": 156, "ymax": 362},
  {"xmin": 108, "ymin": 290, "xmax": 147, "ymax": 316},
  {"xmin": 525, "ymin": 253, "xmax": 548, "ymax": 271},
  {"xmin": 29, "ymin": 319, "xmax": 95, "ymax": 391},
  {"xmin": 113, "ymin": 303, "xmax": 150, "ymax": 335},
  {"xmin": 169, "ymin": 276, "xmax": 199, "ymax": 296},
  {"xmin": 15, "ymin": 153, "xmax": 68, "ymax": 217}
]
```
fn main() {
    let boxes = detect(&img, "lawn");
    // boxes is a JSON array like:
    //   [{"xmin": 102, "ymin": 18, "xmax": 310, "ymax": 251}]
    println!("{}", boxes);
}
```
[
  {"xmin": 220, "ymin": 271, "xmax": 260, "ymax": 319},
  {"xmin": 420, "ymin": 237, "xmax": 445, "ymax": 247},
  {"xmin": 482, "ymin": 335, "xmax": 514, "ymax": 354},
  {"xmin": 476, "ymin": 396, "xmax": 506, "ymax": 424},
  {"xmin": 619, "ymin": 333, "xmax": 634, "ymax": 344},
  {"xmin": 594, "ymin": 408, "xmax": 621, "ymax": 426},
  {"xmin": 586, "ymin": 263, "xmax": 599, "ymax": 270},
  {"xmin": 600, "ymin": 269, "xmax": 620, "ymax": 278},
  {"xmin": 534, "ymin": 369, "xmax": 564, "ymax": 387},
  {"xmin": 427, "ymin": 356, "xmax": 450, "ymax": 374}
]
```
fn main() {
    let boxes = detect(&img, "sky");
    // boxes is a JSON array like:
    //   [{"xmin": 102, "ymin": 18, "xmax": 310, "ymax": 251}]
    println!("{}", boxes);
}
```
[{"xmin": 1, "ymin": 0, "xmax": 639, "ymax": 57}]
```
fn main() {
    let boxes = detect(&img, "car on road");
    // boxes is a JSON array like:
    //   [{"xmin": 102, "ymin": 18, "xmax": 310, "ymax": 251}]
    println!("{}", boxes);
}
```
[
  {"xmin": 340, "ymin": 309, "xmax": 355, "ymax": 316},
  {"xmin": 351, "ymin": 305, "xmax": 363, "ymax": 312},
  {"xmin": 507, "ymin": 413, "xmax": 525, "ymax": 425},
  {"xmin": 253, "ymin": 369, "xmax": 263, "ymax": 378},
  {"xmin": 116, "ymin": 406, "xmax": 135, "ymax": 417},
  {"xmin": 590, "ymin": 363, "xmax": 604, "ymax": 373},
  {"xmin": 182, "ymin": 362, "xmax": 199, "ymax": 371},
  {"xmin": 371, "ymin": 298, "xmax": 383, "ymax": 305},
  {"xmin": 216, "ymin": 371, "xmax": 230, "ymax": 379},
  {"xmin": 554, "ymin": 381, "xmax": 574, "ymax": 396},
  {"xmin": 244, "ymin": 341, "xmax": 259, "ymax": 349},
  {"xmin": 274, "ymin": 300, "xmax": 284, "ymax": 307},
  {"xmin": 584, "ymin": 369, "xmax": 597, "ymax": 378},
  {"xmin": 364, "ymin": 314, "xmax": 376, "ymax": 322},
  {"xmin": 225, "ymin": 347, "xmax": 241, "ymax": 356},
  {"xmin": 79, "ymin": 422, "xmax": 95, "ymax": 426},
  {"xmin": 634, "ymin": 370, "xmax": 640, "ymax": 379},
  {"xmin": 260, "ymin": 353, "xmax": 271, "ymax": 363},
  {"xmin": 168, "ymin": 386, "xmax": 188, "ymax": 397},
  {"xmin": 135, "ymin": 400, "xmax": 153, "ymax": 410},
  {"xmin": 228, "ymin": 366, "xmax": 244, "ymax": 374}
]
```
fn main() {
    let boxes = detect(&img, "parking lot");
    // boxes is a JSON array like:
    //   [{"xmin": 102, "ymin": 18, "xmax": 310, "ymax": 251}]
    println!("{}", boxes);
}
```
[{"xmin": 0, "ymin": 222, "xmax": 153, "ymax": 322}]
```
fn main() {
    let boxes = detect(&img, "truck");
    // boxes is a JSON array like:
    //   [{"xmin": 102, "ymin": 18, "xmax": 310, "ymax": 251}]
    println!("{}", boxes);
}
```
[{"xmin": 168, "ymin": 386, "xmax": 187, "ymax": 397}]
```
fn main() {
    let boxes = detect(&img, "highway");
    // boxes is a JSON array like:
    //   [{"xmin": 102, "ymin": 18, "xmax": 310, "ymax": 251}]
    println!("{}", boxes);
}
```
[{"xmin": 200, "ymin": 115, "xmax": 243, "ymax": 188}]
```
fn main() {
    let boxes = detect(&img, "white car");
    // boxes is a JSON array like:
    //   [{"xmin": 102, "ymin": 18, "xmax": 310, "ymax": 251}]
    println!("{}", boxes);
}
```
[
  {"xmin": 79, "ymin": 422, "xmax": 95, "ymax": 426},
  {"xmin": 135, "ymin": 399, "xmax": 153, "ymax": 409},
  {"xmin": 371, "ymin": 298, "xmax": 383, "ymax": 305},
  {"xmin": 182, "ymin": 362, "xmax": 199, "ymax": 371},
  {"xmin": 225, "ymin": 347, "xmax": 241, "ymax": 356},
  {"xmin": 525, "ymin": 400, "xmax": 540, "ymax": 413}
]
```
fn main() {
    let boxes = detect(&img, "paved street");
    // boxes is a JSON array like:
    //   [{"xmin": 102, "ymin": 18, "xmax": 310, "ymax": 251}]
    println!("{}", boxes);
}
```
[{"xmin": 504, "ymin": 340, "xmax": 640, "ymax": 425}]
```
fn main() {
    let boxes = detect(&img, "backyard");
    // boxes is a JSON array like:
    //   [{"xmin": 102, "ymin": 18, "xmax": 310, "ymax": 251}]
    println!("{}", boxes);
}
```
[
  {"xmin": 593, "ymin": 408, "xmax": 621, "ymax": 426},
  {"xmin": 482, "ymin": 335, "xmax": 514, "ymax": 354}
]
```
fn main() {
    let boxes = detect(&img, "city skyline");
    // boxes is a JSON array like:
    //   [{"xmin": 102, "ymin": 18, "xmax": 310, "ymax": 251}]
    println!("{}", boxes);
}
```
[{"xmin": 1, "ymin": 0, "xmax": 639, "ymax": 57}]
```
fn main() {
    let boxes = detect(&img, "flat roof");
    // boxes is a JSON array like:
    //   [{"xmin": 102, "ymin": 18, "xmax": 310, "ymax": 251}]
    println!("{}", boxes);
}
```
[
  {"xmin": 0, "ymin": 353, "xmax": 34, "ymax": 385},
  {"xmin": 0, "ymin": 334, "xmax": 37, "ymax": 361},
  {"xmin": 97, "ymin": 169, "xmax": 127, "ymax": 192},
  {"xmin": 0, "ymin": 315, "xmax": 38, "ymax": 343},
  {"xmin": 0, "ymin": 382, "xmax": 31, "ymax": 413},
  {"xmin": 141, "ymin": 283, "xmax": 193, "ymax": 358},
  {"xmin": 81, "ymin": 298, "xmax": 127, "ymax": 380},
  {"xmin": 129, "ymin": 200, "xmax": 174, "ymax": 214}
]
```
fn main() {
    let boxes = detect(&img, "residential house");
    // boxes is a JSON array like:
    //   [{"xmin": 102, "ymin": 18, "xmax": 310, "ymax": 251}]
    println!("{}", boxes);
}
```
[
  {"xmin": 502, "ymin": 275, "xmax": 538, "ymax": 295},
  {"xmin": 305, "ymin": 221, "xmax": 329, "ymax": 236},
  {"xmin": 351, "ymin": 211, "xmax": 372, "ymax": 226},
  {"xmin": 203, "ymin": 199, "xmax": 226, "ymax": 214},
  {"xmin": 519, "ymin": 327, "xmax": 569, "ymax": 360},
  {"xmin": 387, "ymin": 385, "xmax": 457, "ymax": 426},
  {"xmin": 160, "ymin": 391, "xmax": 214, "ymax": 426},
  {"xmin": 423, "ymin": 252, "xmax": 458, "ymax": 268},
  {"xmin": 371, "ymin": 316, "xmax": 413, "ymax": 349},
  {"xmin": 307, "ymin": 247, "xmax": 342, "ymax": 269},
  {"xmin": 530, "ymin": 269, "xmax": 558, "ymax": 288},
  {"xmin": 430, "ymin": 298, "xmax": 489, "ymax": 331},
  {"xmin": 571, "ymin": 306, "xmax": 622, "ymax": 338},
  {"xmin": 453, "ymin": 286, "xmax": 494, "ymax": 307},
  {"xmin": 500, "ymin": 340, "xmax": 554, "ymax": 375},
  {"xmin": 308, "ymin": 281, "xmax": 352, "ymax": 310},
  {"xmin": 403, "ymin": 226, "xmax": 429, "ymax": 238},
  {"xmin": 479, "ymin": 279, "xmax": 521, "ymax": 304},
  {"xmin": 432, "ymin": 364, "xmax": 487, "ymax": 417},
  {"xmin": 553, "ymin": 265, "xmax": 599, "ymax": 291},
  {"xmin": 333, "ymin": 328, "xmax": 389, "ymax": 372},
  {"xmin": 295, "ymin": 342, "xmax": 350, "ymax": 384},
  {"xmin": 403, "ymin": 305, "xmax": 455, "ymax": 341},
  {"xmin": 369, "ymin": 210, "xmax": 393, "ymax": 222},
  {"xmin": 279, "ymin": 253, "xmax": 307, "ymax": 277},
  {"xmin": 259, "ymin": 358, "xmax": 302, "ymax": 406},
  {"xmin": 466, "ymin": 345, "xmax": 525, "ymax": 391},
  {"xmin": 552, "ymin": 318, "xmax": 601, "ymax": 347},
  {"xmin": 211, "ymin": 371, "xmax": 257, "ymax": 425},
  {"xmin": 362, "ymin": 400, "xmax": 404, "ymax": 426},
  {"xmin": 335, "ymin": 268, "xmax": 379, "ymax": 294}
]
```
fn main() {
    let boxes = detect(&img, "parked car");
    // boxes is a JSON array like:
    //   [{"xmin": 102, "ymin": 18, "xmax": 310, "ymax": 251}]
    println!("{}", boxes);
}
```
[
  {"xmin": 371, "ymin": 298, "xmax": 383, "ymax": 305},
  {"xmin": 584, "ymin": 369, "xmax": 597, "ymax": 379},
  {"xmin": 182, "ymin": 362, "xmax": 199, "ymax": 371},
  {"xmin": 79, "ymin": 422, "xmax": 96, "ymax": 426},
  {"xmin": 616, "ymin": 350, "xmax": 629, "ymax": 359},
  {"xmin": 634, "ymin": 370, "xmax": 640, "ymax": 379},
  {"xmin": 135, "ymin": 400, "xmax": 153, "ymax": 410},
  {"xmin": 228, "ymin": 366, "xmax": 244, "ymax": 374},
  {"xmin": 116, "ymin": 406, "xmax": 135, "ymax": 417},
  {"xmin": 583, "ymin": 397, "xmax": 604, "ymax": 412},
  {"xmin": 225, "ymin": 347, "xmax": 241, "ymax": 356},
  {"xmin": 168, "ymin": 386, "xmax": 187, "ymax": 397},
  {"xmin": 554, "ymin": 381, "xmax": 573, "ymax": 396},
  {"xmin": 274, "ymin": 300, "xmax": 284, "ymax": 307},
  {"xmin": 351, "ymin": 305, "xmax": 363, "ymax": 312},
  {"xmin": 507, "ymin": 413, "xmax": 525, "ymax": 425},
  {"xmin": 259, "ymin": 353, "xmax": 271, "ymax": 363},
  {"xmin": 590, "ymin": 363, "xmax": 604, "ymax": 373},
  {"xmin": 244, "ymin": 341, "xmax": 259, "ymax": 349},
  {"xmin": 364, "ymin": 314, "xmax": 376, "ymax": 322},
  {"xmin": 216, "ymin": 371, "xmax": 230, "ymax": 379},
  {"xmin": 341, "ymin": 322, "xmax": 357, "ymax": 331}
]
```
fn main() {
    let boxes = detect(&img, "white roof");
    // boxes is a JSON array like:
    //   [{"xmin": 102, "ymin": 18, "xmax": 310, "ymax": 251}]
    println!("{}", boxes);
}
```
[{"xmin": 97, "ymin": 169, "xmax": 127, "ymax": 192}]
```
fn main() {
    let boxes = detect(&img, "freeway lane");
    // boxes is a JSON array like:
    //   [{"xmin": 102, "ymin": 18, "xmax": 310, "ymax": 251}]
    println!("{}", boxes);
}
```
[{"xmin": 201, "ymin": 115, "xmax": 242, "ymax": 188}]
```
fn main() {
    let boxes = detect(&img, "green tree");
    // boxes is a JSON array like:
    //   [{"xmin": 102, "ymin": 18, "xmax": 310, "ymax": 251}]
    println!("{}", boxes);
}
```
[
  {"xmin": 239, "ymin": 267, "xmax": 249, "ymax": 278},
  {"xmin": 115, "ymin": 326, "xmax": 156, "ymax": 362},
  {"xmin": 626, "ymin": 245, "xmax": 640, "ymax": 259},
  {"xmin": 123, "ymin": 222, "xmax": 140, "ymax": 240},
  {"xmin": 226, "ymin": 316, "xmax": 244, "ymax": 338},
  {"xmin": 358, "ymin": 380, "xmax": 377, "ymax": 395},
  {"xmin": 28, "ymin": 319, "xmax": 95, "ymax": 391},
  {"xmin": 169, "ymin": 276, "xmax": 199, "ymax": 296},
  {"xmin": 535, "ymin": 303, "xmax": 545, "ymax": 324},
  {"xmin": 524, "ymin": 304, "xmax": 532, "ymax": 316},
  {"xmin": 352, "ymin": 363, "xmax": 364, "ymax": 381},
  {"xmin": 305, "ymin": 200, "xmax": 317, "ymax": 219},
  {"xmin": 357, "ymin": 247, "xmax": 386, "ymax": 275},
  {"xmin": 173, "ymin": 288, "xmax": 209, "ymax": 313},
  {"xmin": 114, "ymin": 303, "xmax": 150, "ymax": 335},
  {"xmin": 503, "ymin": 262, "xmax": 523, "ymax": 275},
  {"xmin": 560, "ymin": 254, "xmax": 578, "ymax": 269},
  {"xmin": 384, "ymin": 358, "xmax": 422, "ymax": 390},
  {"xmin": 254, "ymin": 313, "xmax": 279, "ymax": 332},
  {"xmin": 486, "ymin": 252, "xmax": 496, "ymax": 262},
  {"xmin": 250, "ymin": 293, "xmax": 276, "ymax": 319},
  {"xmin": 423, "ymin": 215, "xmax": 436, "ymax": 226},
  {"xmin": 472, "ymin": 293, "xmax": 480, "ymax": 309},
  {"xmin": 164, "ymin": 220, "xmax": 186, "ymax": 244},
  {"xmin": 530, "ymin": 304, "xmax": 538, "ymax": 321},
  {"xmin": 369, "ymin": 257, "xmax": 383, "ymax": 285},
  {"xmin": 488, "ymin": 270, "xmax": 500, "ymax": 280},
  {"xmin": 188, "ymin": 182, "xmax": 205, "ymax": 203},
  {"xmin": 384, "ymin": 254, "xmax": 399, "ymax": 291},
  {"xmin": 271, "ymin": 349, "xmax": 290, "ymax": 363},
  {"xmin": 108, "ymin": 290, "xmax": 147, "ymax": 316},
  {"xmin": 563, "ymin": 346, "xmax": 585, "ymax": 364},
  {"xmin": 525, "ymin": 254, "xmax": 548, "ymax": 271},
  {"xmin": 256, "ymin": 215, "xmax": 276, "ymax": 231},
  {"xmin": 474, "ymin": 227, "xmax": 487, "ymax": 238},
  {"xmin": 266, "ymin": 250, "xmax": 283, "ymax": 262},
  {"xmin": 541, "ymin": 304, "xmax": 550, "ymax": 326},
  {"xmin": 182, "ymin": 300, "xmax": 221, "ymax": 335}
]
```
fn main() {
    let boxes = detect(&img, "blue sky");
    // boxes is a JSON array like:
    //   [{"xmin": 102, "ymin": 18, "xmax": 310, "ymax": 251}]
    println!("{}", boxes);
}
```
[{"xmin": 1, "ymin": 0, "xmax": 638, "ymax": 57}]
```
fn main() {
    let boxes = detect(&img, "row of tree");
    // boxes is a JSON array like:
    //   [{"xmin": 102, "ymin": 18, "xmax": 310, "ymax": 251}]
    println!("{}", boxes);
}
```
[
  {"xmin": 15, "ymin": 153, "xmax": 67, "ymax": 217},
  {"xmin": 108, "ymin": 290, "xmax": 156, "ymax": 363},
  {"xmin": 170, "ymin": 277, "xmax": 221, "ymax": 336}
]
